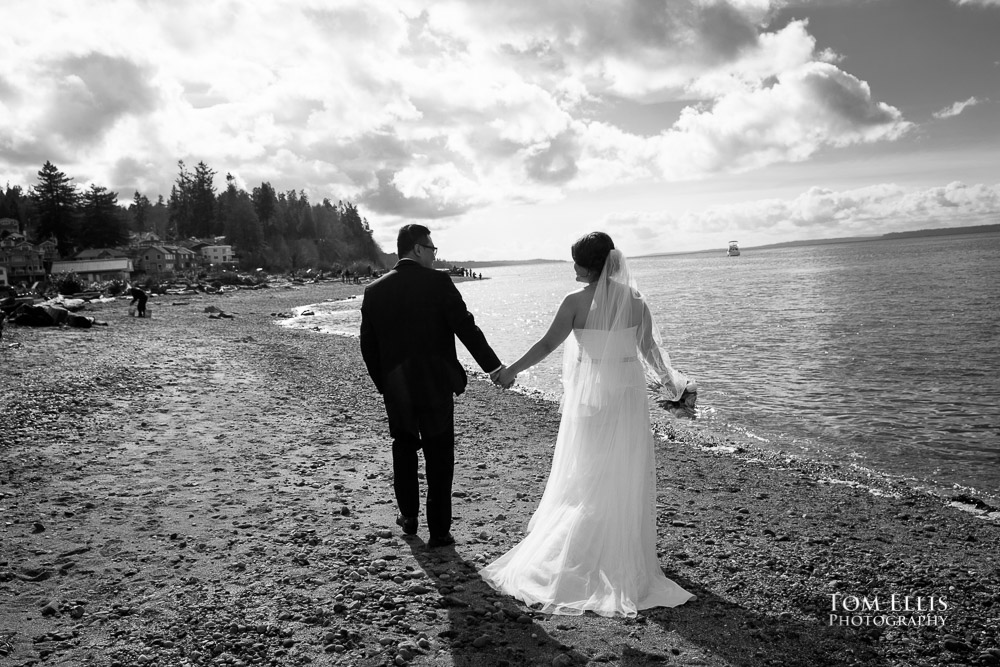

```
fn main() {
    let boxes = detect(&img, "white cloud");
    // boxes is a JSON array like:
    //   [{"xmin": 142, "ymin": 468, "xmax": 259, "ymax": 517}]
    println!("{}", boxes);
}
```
[
  {"xmin": 1, "ymin": 0, "xmax": 914, "ymax": 229},
  {"xmin": 952, "ymin": 0, "xmax": 1000, "ymax": 7},
  {"xmin": 933, "ymin": 97, "xmax": 982, "ymax": 119}
]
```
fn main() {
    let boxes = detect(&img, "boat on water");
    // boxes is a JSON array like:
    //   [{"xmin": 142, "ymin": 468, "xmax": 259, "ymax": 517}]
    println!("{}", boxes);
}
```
[{"xmin": 727, "ymin": 241, "xmax": 740, "ymax": 257}]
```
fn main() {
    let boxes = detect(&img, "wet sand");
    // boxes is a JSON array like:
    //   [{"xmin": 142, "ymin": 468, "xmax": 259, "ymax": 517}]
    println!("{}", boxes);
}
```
[{"xmin": 1, "ymin": 282, "xmax": 998, "ymax": 667}]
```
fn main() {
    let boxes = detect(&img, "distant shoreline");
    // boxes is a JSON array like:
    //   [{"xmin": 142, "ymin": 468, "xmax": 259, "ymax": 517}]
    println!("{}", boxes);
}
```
[
  {"xmin": 637, "ymin": 222, "xmax": 1000, "ymax": 259},
  {"xmin": 448, "ymin": 223, "xmax": 1000, "ymax": 266}
]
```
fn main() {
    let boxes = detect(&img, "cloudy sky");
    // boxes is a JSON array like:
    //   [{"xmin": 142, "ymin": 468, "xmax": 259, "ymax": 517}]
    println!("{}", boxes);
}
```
[{"xmin": 1, "ymin": 0, "xmax": 997, "ymax": 260}]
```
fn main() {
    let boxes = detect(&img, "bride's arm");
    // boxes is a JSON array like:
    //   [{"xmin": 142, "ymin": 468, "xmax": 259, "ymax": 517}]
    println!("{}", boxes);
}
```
[
  {"xmin": 505, "ymin": 293, "xmax": 577, "ymax": 378},
  {"xmin": 638, "ymin": 301, "xmax": 689, "ymax": 400},
  {"xmin": 637, "ymin": 301, "xmax": 668, "ymax": 372}
]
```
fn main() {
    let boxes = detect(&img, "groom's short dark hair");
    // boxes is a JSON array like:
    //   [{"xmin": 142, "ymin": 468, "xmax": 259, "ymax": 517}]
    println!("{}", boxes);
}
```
[{"xmin": 397, "ymin": 224, "xmax": 431, "ymax": 257}]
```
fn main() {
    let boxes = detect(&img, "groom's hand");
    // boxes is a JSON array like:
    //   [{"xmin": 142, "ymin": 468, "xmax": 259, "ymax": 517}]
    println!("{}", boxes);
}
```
[
  {"xmin": 498, "ymin": 367, "xmax": 517, "ymax": 389},
  {"xmin": 490, "ymin": 365, "xmax": 516, "ymax": 389}
]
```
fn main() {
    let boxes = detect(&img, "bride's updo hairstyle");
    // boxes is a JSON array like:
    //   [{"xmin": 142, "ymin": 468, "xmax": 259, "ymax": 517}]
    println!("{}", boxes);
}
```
[{"xmin": 571, "ymin": 232, "xmax": 615, "ymax": 280}]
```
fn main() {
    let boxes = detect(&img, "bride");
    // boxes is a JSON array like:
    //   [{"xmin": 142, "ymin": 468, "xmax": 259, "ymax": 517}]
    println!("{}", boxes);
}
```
[{"xmin": 480, "ymin": 232, "xmax": 696, "ymax": 617}]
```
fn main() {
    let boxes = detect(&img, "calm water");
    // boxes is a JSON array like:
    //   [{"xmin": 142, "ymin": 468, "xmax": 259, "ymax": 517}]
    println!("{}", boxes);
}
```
[{"xmin": 285, "ymin": 232, "xmax": 1000, "ymax": 498}]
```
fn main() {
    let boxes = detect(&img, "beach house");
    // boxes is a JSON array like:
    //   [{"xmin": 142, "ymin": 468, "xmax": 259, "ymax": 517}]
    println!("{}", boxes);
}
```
[{"xmin": 49, "ymin": 257, "xmax": 134, "ymax": 283}]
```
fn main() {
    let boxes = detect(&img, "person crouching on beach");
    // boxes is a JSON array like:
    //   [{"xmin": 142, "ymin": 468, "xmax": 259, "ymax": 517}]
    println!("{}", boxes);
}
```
[{"xmin": 129, "ymin": 284, "xmax": 148, "ymax": 318}]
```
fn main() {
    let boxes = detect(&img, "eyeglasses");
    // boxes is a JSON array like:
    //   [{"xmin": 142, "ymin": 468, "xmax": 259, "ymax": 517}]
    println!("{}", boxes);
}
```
[{"xmin": 417, "ymin": 243, "xmax": 438, "ymax": 254}]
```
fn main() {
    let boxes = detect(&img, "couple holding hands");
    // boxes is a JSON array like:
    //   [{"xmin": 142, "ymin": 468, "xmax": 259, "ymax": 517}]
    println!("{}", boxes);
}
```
[{"xmin": 360, "ymin": 224, "xmax": 696, "ymax": 617}]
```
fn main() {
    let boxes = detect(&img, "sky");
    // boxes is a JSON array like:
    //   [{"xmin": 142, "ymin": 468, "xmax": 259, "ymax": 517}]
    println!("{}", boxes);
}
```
[{"xmin": 1, "ymin": 0, "xmax": 998, "ymax": 261}]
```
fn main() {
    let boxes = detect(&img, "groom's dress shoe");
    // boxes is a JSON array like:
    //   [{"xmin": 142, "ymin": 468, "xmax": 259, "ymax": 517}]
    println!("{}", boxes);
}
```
[
  {"xmin": 396, "ymin": 514, "xmax": 418, "ymax": 535},
  {"xmin": 427, "ymin": 533, "xmax": 455, "ymax": 548}
]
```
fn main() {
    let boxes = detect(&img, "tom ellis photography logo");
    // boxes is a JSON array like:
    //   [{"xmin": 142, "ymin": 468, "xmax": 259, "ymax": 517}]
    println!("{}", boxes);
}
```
[{"xmin": 829, "ymin": 593, "xmax": 948, "ymax": 627}]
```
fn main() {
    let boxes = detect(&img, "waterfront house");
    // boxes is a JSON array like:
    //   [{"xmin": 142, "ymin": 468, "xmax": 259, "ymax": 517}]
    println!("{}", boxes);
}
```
[
  {"xmin": 50, "ymin": 258, "xmax": 134, "ymax": 283},
  {"xmin": 165, "ymin": 245, "xmax": 199, "ymax": 272},
  {"xmin": 134, "ymin": 245, "xmax": 177, "ymax": 275},
  {"xmin": 0, "ymin": 218, "xmax": 20, "ymax": 235},
  {"xmin": 0, "ymin": 238, "xmax": 46, "ymax": 284},
  {"xmin": 199, "ymin": 244, "xmax": 236, "ymax": 268}
]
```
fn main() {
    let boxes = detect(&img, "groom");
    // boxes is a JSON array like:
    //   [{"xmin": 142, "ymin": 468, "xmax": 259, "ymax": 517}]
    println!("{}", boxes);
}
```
[{"xmin": 360, "ymin": 224, "xmax": 506, "ymax": 548}]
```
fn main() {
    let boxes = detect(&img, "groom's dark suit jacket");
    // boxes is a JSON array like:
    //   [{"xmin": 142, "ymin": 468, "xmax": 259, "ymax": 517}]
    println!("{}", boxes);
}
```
[{"xmin": 360, "ymin": 260, "xmax": 501, "ymax": 408}]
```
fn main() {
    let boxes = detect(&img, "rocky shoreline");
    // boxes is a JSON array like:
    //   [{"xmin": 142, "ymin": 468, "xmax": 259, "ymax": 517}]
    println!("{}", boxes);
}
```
[{"xmin": 1, "ymin": 282, "xmax": 998, "ymax": 667}]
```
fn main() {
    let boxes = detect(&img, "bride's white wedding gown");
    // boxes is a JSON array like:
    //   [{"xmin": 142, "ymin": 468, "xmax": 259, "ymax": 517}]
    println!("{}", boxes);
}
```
[{"xmin": 480, "ymin": 324, "xmax": 693, "ymax": 617}]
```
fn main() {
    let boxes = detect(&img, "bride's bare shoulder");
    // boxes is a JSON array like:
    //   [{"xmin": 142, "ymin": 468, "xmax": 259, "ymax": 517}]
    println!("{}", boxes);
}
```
[
  {"xmin": 561, "ymin": 286, "xmax": 595, "ymax": 323},
  {"xmin": 563, "ymin": 285, "xmax": 594, "ymax": 303}
]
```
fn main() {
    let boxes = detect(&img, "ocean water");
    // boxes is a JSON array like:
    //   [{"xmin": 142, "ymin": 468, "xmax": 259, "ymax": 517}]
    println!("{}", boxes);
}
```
[{"xmin": 282, "ymin": 232, "xmax": 1000, "ymax": 499}]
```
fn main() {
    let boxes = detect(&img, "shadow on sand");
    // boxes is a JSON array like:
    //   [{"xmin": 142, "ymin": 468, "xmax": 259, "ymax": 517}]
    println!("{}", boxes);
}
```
[
  {"xmin": 640, "ymin": 567, "xmax": 886, "ymax": 667},
  {"xmin": 403, "ymin": 543, "xmax": 885, "ymax": 667},
  {"xmin": 406, "ymin": 539, "xmax": 581, "ymax": 666}
]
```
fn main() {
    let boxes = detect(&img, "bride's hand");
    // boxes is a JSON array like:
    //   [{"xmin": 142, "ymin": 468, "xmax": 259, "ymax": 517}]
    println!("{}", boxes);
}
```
[{"xmin": 498, "ymin": 367, "xmax": 517, "ymax": 389}]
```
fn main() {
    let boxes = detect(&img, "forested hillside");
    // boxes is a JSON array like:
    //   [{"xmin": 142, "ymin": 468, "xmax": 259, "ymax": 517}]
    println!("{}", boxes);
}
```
[{"xmin": 1, "ymin": 160, "xmax": 392, "ymax": 272}]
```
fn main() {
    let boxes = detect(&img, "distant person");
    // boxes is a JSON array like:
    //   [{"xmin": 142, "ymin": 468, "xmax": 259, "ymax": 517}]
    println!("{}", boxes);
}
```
[
  {"xmin": 360, "ymin": 224, "xmax": 511, "ymax": 548},
  {"xmin": 128, "ymin": 284, "xmax": 148, "ymax": 318},
  {"xmin": 480, "ymin": 231, "xmax": 697, "ymax": 616}
]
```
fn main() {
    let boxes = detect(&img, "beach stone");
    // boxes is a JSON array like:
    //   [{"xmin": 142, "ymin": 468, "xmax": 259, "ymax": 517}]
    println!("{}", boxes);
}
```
[
  {"xmin": 472, "ymin": 635, "xmax": 490, "ymax": 648},
  {"xmin": 944, "ymin": 639, "xmax": 972, "ymax": 653},
  {"xmin": 552, "ymin": 654, "xmax": 574, "ymax": 667}
]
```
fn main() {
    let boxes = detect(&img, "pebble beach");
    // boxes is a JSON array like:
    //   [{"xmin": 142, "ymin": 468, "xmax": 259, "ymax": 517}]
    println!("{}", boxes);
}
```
[{"xmin": 1, "ymin": 281, "xmax": 998, "ymax": 667}]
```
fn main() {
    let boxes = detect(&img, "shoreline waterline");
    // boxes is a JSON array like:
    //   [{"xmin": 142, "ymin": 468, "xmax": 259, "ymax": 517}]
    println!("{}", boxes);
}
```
[{"xmin": 275, "ymin": 302, "xmax": 1000, "ymax": 517}]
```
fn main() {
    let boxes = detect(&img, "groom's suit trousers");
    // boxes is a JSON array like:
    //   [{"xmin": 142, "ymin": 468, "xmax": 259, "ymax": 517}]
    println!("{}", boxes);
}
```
[{"xmin": 383, "ymin": 374, "xmax": 455, "ymax": 539}]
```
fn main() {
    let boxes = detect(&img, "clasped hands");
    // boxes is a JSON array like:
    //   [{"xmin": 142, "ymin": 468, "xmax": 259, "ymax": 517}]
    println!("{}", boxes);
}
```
[{"xmin": 490, "ymin": 365, "xmax": 517, "ymax": 389}]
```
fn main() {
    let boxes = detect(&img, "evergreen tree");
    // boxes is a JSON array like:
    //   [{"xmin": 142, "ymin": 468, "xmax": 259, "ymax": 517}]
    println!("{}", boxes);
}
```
[
  {"xmin": 296, "ymin": 191, "xmax": 317, "ymax": 238},
  {"xmin": 79, "ymin": 184, "xmax": 129, "ymax": 248},
  {"xmin": 130, "ymin": 192, "xmax": 152, "ymax": 233},
  {"xmin": 31, "ymin": 161, "xmax": 80, "ymax": 256},
  {"xmin": 1, "ymin": 184, "xmax": 28, "ymax": 230},
  {"xmin": 168, "ymin": 161, "xmax": 194, "ymax": 238},
  {"xmin": 149, "ymin": 195, "xmax": 169, "ymax": 239},
  {"xmin": 277, "ymin": 190, "xmax": 298, "ymax": 238},
  {"xmin": 167, "ymin": 160, "xmax": 217, "ymax": 238},
  {"xmin": 192, "ymin": 161, "xmax": 218, "ymax": 237},
  {"xmin": 290, "ymin": 238, "xmax": 319, "ymax": 270},
  {"xmin": 251, "ymin": 182, "xmax": 278, "ymax": 236},
  {"xmin": 269, "ymin": 234, "xmax": 292, "ymax": 271},
  {"xmin": 220, "ymin": 174, "xmax": 262, "ymax": 257}
]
